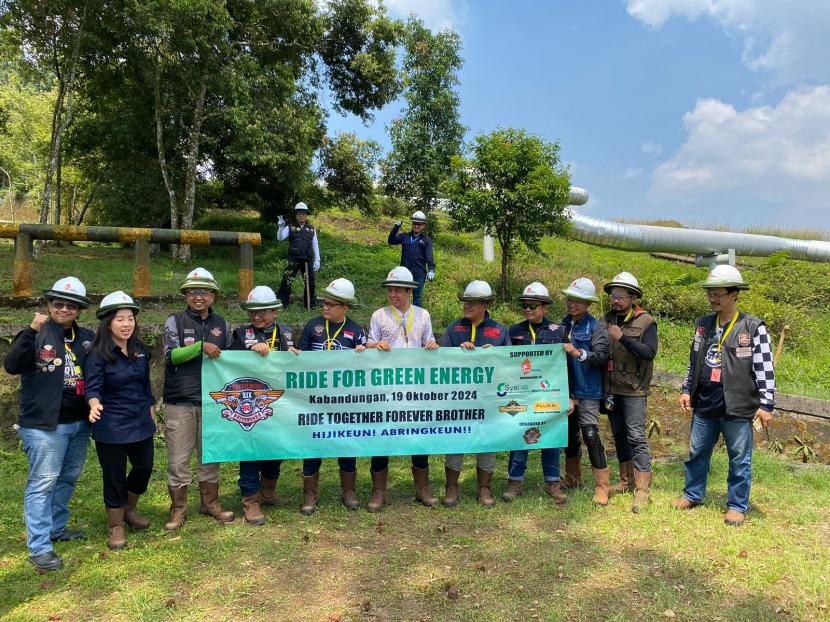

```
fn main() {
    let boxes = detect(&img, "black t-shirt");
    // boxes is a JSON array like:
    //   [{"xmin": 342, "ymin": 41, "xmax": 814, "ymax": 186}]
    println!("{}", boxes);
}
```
[
  {"xmin": 59, "ymin": 327, "xmax": 89, "ymax": 423},
  {"xmin": 694, "ymin": 326, "xmax": 728, "ymax": 419},
  {"xmin": 299, "ymin": 316, "xmax": 367, "ymax": 351}
]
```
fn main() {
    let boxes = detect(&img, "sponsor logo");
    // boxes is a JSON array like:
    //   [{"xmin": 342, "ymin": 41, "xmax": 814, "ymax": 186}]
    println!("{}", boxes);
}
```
[
  {"xmin": 737, "ymin": 332, "xmax": 751, "ymax": 346},
  {"xmin": 523, "ymin": 427, "xmax": 542, "ymax": 444},
  {"xmin": 496, "ymin": 382, "xmax": 531, "ymax": 397},
  {"xmin": 499, "ymin": 401, "xmax": 527, "ymax": 416},
  {"xmin": 533, "ymin": 401, "xmax": 560, "ymax": 412},
  {"xmin": 539, "ymin": 379, "xmax": 550, "ymax": 390},
  {"xmin": 521, "ymin": 358, "xmax": 532, "ymax": 376},
  {"xmin": 209, "ymin": 377, "xmax": 284, "ymax": 431}
]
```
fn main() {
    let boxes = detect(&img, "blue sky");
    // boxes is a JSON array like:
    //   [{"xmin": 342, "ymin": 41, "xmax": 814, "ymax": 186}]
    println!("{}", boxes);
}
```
[{"xmin": 326, "ymin": 0, "xmax": 830, "ymax": 229}]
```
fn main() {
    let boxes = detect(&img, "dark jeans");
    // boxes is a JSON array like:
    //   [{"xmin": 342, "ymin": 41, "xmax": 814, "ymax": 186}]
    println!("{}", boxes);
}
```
[
  {"xmin": 565, "ymin": 399, "xmax": 607, "ymax": 469},
  {"xmin": 412, "ymin": 273, "xmax": 426, "ymax": 307},
  {"xmin": 238, "ymin": 459, "xmax": 283, "ymax": 497},
  {"xmin": 608, "ymin": 395, "xmax": 652, "ymax": 472},
  {"xmin": 371, "ymin": 455, "xmax": 429, "ymax": 472},
  {"xmin": 277, "ymin": 258, "xmax": 315, "ymax": 309},
  {"xmin": 94, "ymin": 436, "xmax": 154, "ymax": 508}
]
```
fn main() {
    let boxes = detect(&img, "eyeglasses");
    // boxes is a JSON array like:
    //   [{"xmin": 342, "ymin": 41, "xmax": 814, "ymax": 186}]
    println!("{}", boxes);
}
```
[
  {"xmin": 609, "ymin": 293, "xmax": 631, "ymax": 301},
  {"xmin": 706, "ymin": 291, "xmax": 732, "ymax": 301},
  {"xmin": 51, "ymin": 301, "xmax": 80, "ymax": 311},
  {"xmin": 322, "ymin": 300, "xmax": 343, "ymax": 308},
  {"xmin": 247, "ymin": 310, "xmax": 272, "ymax": 318},
  {"xmin": 185, "ymin": 289, "xmax": 213, "ymax": 297},
  {"xmin": 520, "ymin": 303, "xmax": 540, "ymax": 310}
]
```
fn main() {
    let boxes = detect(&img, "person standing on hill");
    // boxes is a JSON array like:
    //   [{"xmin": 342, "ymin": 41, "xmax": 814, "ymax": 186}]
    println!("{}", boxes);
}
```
[
  {"xmin": 673, "ymin": 265, "xmax": 775, "ymax": 527},
  {"xmin": 277, "ymin": 202, "xmax": 320, "ymax": 309},
  {"xmin": 388, "ymin": 210, "xmax": 435, "ymax": 307},
  {"xmin": 601, "ymin": 272, "xmax": 658, "ymax": 513}
]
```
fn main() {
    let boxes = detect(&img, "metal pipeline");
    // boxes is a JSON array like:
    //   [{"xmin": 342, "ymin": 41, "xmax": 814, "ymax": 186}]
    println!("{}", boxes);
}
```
[{"xmin": 565, "ymin": 187, "xmax": 830, "ymax": 264}]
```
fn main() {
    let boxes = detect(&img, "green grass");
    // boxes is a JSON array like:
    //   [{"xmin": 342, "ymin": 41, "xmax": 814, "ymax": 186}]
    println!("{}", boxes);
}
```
[{"xmin": 0, "ymin": 444, "xmax": 827, "ymax": 622}]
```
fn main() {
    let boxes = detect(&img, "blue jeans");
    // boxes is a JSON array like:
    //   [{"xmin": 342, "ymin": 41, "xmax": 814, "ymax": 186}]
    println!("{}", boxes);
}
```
[
  {"xmin": 18, "ymin": 421, "xmax": 91, "ymax": 556},
  {"xmin": 682, "ymin": 415, "xmax": 753, "ymax": 513},
  {"xmin": 412, "ymin": 273, "xmax": 426, "ymax": 307},
  {"xmin": 238, "ymin": 460, "xmax": 282, "ymax": 497},
  {"xmin": 508, "ymin": 448, "xmax": 561, "ymax": 482}
]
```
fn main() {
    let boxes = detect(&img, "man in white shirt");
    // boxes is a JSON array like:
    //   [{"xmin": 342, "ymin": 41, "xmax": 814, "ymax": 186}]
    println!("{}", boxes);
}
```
[{"xmin": 365, "ymin": 267, "xmax": 439, "ymax": 511}]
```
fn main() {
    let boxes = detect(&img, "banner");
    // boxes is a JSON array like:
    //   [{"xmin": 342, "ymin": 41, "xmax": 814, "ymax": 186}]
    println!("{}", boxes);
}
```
[{"xmin": 200, "ymin": 345, "xmax": 570, "ymax": 462}]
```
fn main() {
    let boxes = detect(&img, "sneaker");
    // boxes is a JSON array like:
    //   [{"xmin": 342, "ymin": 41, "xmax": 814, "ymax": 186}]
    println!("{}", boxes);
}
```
[{"xmin": 29, "ymin": 551, "xmax": 64, "ymax": 571}]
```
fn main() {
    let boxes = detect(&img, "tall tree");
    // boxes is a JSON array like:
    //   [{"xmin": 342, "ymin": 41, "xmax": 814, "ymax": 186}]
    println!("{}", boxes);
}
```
[
  {"xmin": 318, "ymin": 132, "xmax": 382, "ymax": 214},
  {"xmin": 443, "ymin": 127, "xmax": 571, "ymax": 299},
  {"xmin": 382, "ymin": 17, "xmax": 464, "ymax": 216}
]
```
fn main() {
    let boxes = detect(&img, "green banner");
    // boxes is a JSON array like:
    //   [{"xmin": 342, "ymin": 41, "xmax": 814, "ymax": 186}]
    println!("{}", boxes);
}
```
[{"xmin": 200, "ymin": 345, "xmax": 570, "ymax": 462}]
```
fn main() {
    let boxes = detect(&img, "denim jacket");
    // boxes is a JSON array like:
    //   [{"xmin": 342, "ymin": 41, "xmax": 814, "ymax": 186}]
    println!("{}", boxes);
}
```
[{"xmin": 561, "ymin": 313, "xmax": 609, "ymax": 400}]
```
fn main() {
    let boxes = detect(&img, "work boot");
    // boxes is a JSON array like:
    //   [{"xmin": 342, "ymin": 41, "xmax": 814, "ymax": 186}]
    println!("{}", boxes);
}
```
[
  {"xmin": 724, "ymin": 509, "xmax": 745, "ymax": 526},
  {"xmin": 672, "ymin": 497, "xmax": 700, "ymax": 511},
  {"xmin": 124, "ymin": 492, "xmax": 150, "ymax": 531},
  {"xmin": 28, "ymin": 551, "xmax": 63, "ymax": 571},
  {"xmin": 412, "ymin": 467, "xmax": 437, "ymax": 507},
  {"xmin": 442, "ymin": 467, "xmax": 461, "ymax": 508},
  {"xmin": 477, "ymin": 467, "xmax": 496, "ymax": 509},
  {"xmin": 591, "ymin": 467, "xmax": 611, "ymax": 507},
  {"xmin": 198, "ymin": 481, "xmax": 235, "ymax": 523},
  {"xmin": 366, "ymin": 469, "xmax": 388, "ymax": 513},
  {"xmin": 544, "ymin": 480, "xmax": 568, "ymax": 505},
  {"xmin": 242, "ymin": 493, "xmax": 267, "ymax": 526},
  {"xmin": 339, "ymin": 470, "xmax": 360, "ymax": 510},
  {"xmin": 562, "ymin": 457, "xmax": 582, "ymax": 489},
  {"xmin": 631, "ymin": 470, "xmax": 653, "ymax": 513},
  {"xmin": 259, "ymin": 477, "xmax": 279, "ymax": 506},
  {"xmin": 300, "ymin": 473, "xmax": 319, "ymax": 516},
  {"xmin": 610, "ymin": 460, "xmax": 635, "ymax": 494},
  {"xmin": 501, "ymin": 479, "xmax": 523, "ymax": 502},
  {"xmin": 164, "ymin": 485, "xmax": 188, "ymax": 532},
  {"xmin": 106, "ymin": 507, "xmax": 127, "ymax": 550}
]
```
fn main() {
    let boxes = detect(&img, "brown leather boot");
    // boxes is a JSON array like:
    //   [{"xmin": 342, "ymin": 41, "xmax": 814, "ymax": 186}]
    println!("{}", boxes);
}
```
[
  {"xmin": 259, "ymin": 477, "xmax": 279, "ymax": 506},
  {"xmin": 477, "ymin": 467, "xmax": 496, "ymax": 509},
  {"xmin": 366, "ymin": 469, "xmax": 388, "ymax": 513},
  {"xmin": 724, "ymin": 508, "xmax": 745, "ymax": 526},
  {"xmin": 242, "ymin": 492, "xmax": 267, "ymax": 526},
  {"xmin": 631, "ymin": 470, "xmax": 653, "ymax": 513},
  {"xmin": 339, "ymin": 470, "xmax": 360, "ymax": 510},
  {"xmin": 544, "ymin": 480, "xmax": 568, "ymax": 505},
  {"xmin": 300, "ymin": 473, "xmax": 319, "ymax": 516},
  {"xmin": 501, "ymin": 479, "xmax": 523, "ymax": 502},
  {"xmin": 412, "ymin": 467, "xmax": 437, "ymax": 507},
  {"xmin": 106, "ymin": 507, "xmax": 127, "ymax": 550},
  {"xmin": 592, "ymin": 467, "xmax": 611, "ymax": 507},
  {"xmin": 198, "ymin": 481, "xmax": 235, "ymax": 523},
  {"xmin": 164, "ymin": 485, "xmax": 188, "ymax": 532},
  {"xmin": 610, "ymin": 460, "xmax": 635, "ymax": 494},
  {"xmin": 442, "ymin": 467, "xmax": 461, "ymax": 508},
  {"xmin": 672, "ymin": 497, "xmax": 700, "ymax": 510},
  {"xmin": 124, "ymin": 492, "xmax": 150, "ymax": 531},
  {"xmin": 562, "ymin": 457, "xmax": 582, "ymax": 489}
]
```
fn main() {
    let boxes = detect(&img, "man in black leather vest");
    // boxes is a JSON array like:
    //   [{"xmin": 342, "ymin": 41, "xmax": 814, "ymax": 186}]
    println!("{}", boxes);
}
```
[{"xmin": 276, "ymin": 202, "xmax": 320, "ymax": 309}]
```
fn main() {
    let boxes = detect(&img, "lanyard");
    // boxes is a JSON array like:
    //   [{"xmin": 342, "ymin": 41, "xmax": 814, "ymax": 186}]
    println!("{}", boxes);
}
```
[
  {"xmin": 716, "ymin": 311, "xmax": 739, "ymax": 353},
  {"xmin": 623, "ymin": 306, "xmax": 635, "ymax": 323},
  {"xmin": 325, "ymin": 319, "xmax": 346, "ymax": 351},
  {"xmin": 64, "ymin": 327, "xmax": 80, "ymax": 373},
  {"xmin": 268, "ymin": 325, "xmax": 278, "ymax": 351},
  {"xmin": 528, "ymin": 321, "xmax": 536, "ymax": 344},
  {"xmin": 391, "ymin": 306, "xmax": 414, "ymax": 346},
  {"xmin": 470, "ymin": 322, "xmax": 480, "ymax": 344}
]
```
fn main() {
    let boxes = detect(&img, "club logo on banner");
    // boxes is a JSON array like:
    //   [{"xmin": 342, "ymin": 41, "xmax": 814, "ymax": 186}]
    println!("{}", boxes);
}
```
[{"xmin": 209, "ymin": 377, "xmax": 284, "ymax": 431}]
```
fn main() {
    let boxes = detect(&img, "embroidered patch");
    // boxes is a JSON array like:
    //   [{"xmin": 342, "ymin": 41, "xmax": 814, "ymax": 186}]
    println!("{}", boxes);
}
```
[
  {"xmin": 184, "ymin": 337, "xmax": 195, "ymax": 346},
  {"xmin": 39, "ymin": 345, "xmax": 56, "ymax": 361},
  {"xmin": 210, "ymin": 327, "xmax": 223, "ymax": 337},
  {"xmin": 735, "ymin": 346, "xmax": 752, "ymax": 358},
  {"xmin": 697, "ymin": 326, "xmax": 705, "ymax": 336},
  {"xmin": 453, "ymin": 325, "xmax": 468, "ymax": 332},
  {"xmin": 343, "ymin": 331, "xmax": 354, "ymax": 340},
  {"xmin": 547, "ymin": 323, "xmax": 560, "ymax": 331},
  {"xmin": 245, "ymin": 328, "xmax": 255, "ymax": 339},
  {"xmin": 483, "ymin": 327, "xmax": 501, "ymax": 338},
  {"xmin": 82, "ymin": 340, "xmax": 92, "ymax": 351},
  {"xmin": 512, "ymin": 335, "xmax": 525, "ymax": 340},
  {"xmin": 737, "ymin": 332, "xmax": 751, "ymax": 346},
  {"xmin": 313, "ymin": 325, "xmax": 325, "ymax": 336}
]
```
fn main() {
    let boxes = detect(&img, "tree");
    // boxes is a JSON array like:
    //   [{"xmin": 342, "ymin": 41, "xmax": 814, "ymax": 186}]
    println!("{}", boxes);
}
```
[
  {"xmin": 382, "ymin": 17, "xmax": 464, "ymax": 216},
  {"xmin": 443, "ymin": 127, "xmax": 571, "ymax": 299},
  {"xmin": 318, "ymin": 132, "xmax": 381, "ymax": 213}
]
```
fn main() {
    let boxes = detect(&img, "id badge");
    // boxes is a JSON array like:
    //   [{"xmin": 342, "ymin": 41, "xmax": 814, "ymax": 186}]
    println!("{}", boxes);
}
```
[
  {"xmin": 75, "ymin": 379, "xmax": 86, "ymax": 395},
  {"xmin": 710, "ymin": 368, "xmax": 721, "ymax": 383},
  {"xmin": 607, "ymin": 360, "xmax": 614, "ymax": 372}
]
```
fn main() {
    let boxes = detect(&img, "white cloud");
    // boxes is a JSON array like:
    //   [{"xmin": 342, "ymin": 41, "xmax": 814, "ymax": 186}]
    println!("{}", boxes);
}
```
[
  {"xmin": 641, "ymin": 140, "xmax": 663, "ymax": 155},
  {"xmin": 622, "ymin": 167, "xmax": 643, "ymax": 180},
  {"xmin": 649, "ymin": 85, "xmax": 830, "ymax": 221},
  {"xmin": 384, "ymin": 0, "xmax": 458, "ymax": 31},
  {"xmin": 625, "ymin": 0, "xmax": 830, "ymax": 83}
]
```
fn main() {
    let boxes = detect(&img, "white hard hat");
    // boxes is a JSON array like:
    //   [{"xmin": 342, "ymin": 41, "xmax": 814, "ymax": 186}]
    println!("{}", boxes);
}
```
[
  {"xmin": 380, "ymin": 266, "xmax": 418, "ymax": 289},
  {"xmin": 459, "ymin": 280, "xmax": 495, "ymax": 302},
  {"xmin": 240, "ymin": 285, "xmax": 282, "ymax": 310},
  {"xmin": 411, "ymin": 210, "xmax": 427, "ymax": 223},
  {"xmin": 561, "ymin": 277, "xmax": 598, "ymax": 302},
  {"xmin": 96, "ymin": 291, "xmax": 140, "ymax": 319},
  {"xmin": 604, "ymin": 271, "xmax": 643, "ymax": 297},
  {"xmin": 517, "ymin": 282, "xmax": 553, "ymax": 304},
  {"xmin": 44, "ymin": 276, "xmax": 91, "ymax": 308},
  {"xmin": 294, "ymin": 202, "xmax": 309, "ymax": 213},
  {"xmin": 180, "ymin": 267, "xmax": 220, "ymax": 292},
  {"xmin": 702, "ymin": 265, "xmax": 749, "ymax": 290},
  {"xmin": 323, "ymin": 278, "xmax": 357, "ymax": 305}
]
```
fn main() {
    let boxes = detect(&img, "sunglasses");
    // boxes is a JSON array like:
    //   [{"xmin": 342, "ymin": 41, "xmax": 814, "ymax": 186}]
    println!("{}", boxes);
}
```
[
  {"xmin": 322, "ymin": 300, "xmax": 343, "ymax": 308},
  {"xmin": 520, "ymin": 303, "xmax": 540, "ymax": 310},
  {"xmin": 51, "ymin": 301, "xmax": 80, "ymax": 311},
  {"xmin": 185, "ymin": 289, "xmax": 213, "ymax": 297}
]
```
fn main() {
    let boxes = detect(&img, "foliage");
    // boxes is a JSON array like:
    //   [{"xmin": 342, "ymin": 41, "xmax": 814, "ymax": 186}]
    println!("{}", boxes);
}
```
[
  {"xmin": 381, "ymin": 17, "xmax": 464, "ymax": 215},
  {"xmin": 443, "ymin": 127, "xmax": 571, "ymax": 298},
  {"xmin": 317, "ymin": 132, "xmax": 382, "ymax": 214}
]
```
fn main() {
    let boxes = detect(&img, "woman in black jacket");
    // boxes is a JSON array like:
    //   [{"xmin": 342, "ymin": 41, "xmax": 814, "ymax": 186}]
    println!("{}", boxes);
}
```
[{"xmin": 85, "ymin": 292, "xmax": 156, "ymax": 550}]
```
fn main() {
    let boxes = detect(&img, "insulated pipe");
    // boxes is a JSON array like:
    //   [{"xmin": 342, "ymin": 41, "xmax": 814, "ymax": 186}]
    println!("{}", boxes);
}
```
[{"xmin": 565, "ymin": 187, "xmax": 830, "ymax": 263}]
